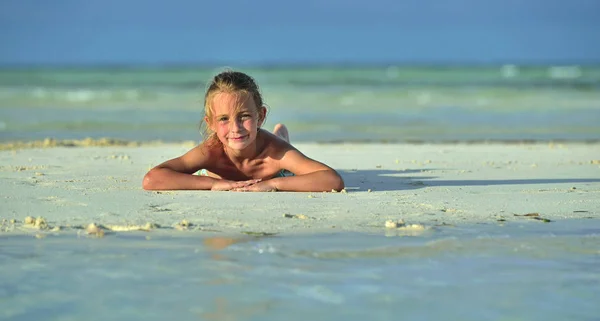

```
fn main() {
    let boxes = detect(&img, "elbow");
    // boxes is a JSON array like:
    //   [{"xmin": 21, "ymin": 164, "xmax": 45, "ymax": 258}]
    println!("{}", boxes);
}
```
[
  {"xmin": 142, "ymin": 169, "xmax": 160, "ymax": 190},
  {"xmin": 331, "ymin": 173, "xmax": 345, "ymax": 192}
]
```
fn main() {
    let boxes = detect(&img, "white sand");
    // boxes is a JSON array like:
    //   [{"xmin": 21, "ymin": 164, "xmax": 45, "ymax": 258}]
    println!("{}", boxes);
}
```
[{"xmin": 1, "ymin": 143, "xmax": 599, "ymax": 235}]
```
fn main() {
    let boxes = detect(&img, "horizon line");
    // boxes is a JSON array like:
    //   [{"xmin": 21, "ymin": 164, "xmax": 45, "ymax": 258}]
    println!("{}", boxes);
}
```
[{"xmin": 1, "ymin": 59, "xmax": 599, "ymax": 70}]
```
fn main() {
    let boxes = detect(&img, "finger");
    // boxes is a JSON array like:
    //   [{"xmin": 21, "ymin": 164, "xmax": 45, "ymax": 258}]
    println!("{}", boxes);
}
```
[
  {"xmin": 233, "ymin": 182, "xmax": 254, "ymax": 188},
  {"xmin": 240, "ymin": 180, "xmax": 260, "ymax": 187}
]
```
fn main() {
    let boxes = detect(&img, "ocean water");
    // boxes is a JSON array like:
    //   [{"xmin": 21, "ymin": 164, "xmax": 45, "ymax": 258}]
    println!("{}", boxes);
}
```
[
  {"xmin": 1, "ymin": 219, "xmax": 599, "ymax": 320},
  {"xmin": 1, "ymin": 65, "xmax": 599, "ymax": 143}
]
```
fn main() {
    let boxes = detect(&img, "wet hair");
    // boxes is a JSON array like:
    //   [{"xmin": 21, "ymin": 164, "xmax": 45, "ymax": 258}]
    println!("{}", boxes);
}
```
[{"xmin": 201, "ymin": 70, "xmax": 266, "ymax": 145}]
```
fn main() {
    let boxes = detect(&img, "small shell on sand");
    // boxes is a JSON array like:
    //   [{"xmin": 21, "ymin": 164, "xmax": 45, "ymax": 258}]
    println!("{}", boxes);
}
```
[
  {"xmin": 23, "ymin": 216, "xmax": 49, "ymax": 229},
  {"xmin": 386, "ymin": 223, "xmax": 427, "ymax": 237},
  {"xmin": 397, "ymin": 224, "xmax": 427, "ymax": 236},
  {"xmin": 385, "ymin": 219, "xmax": 405, "ymax": 228},
  {"xmin": 143, "ymin": 222, "xmax": 160, "ymax": 230},
  {"xmin": 34, "ymin": 217, "xmax": 48, "ymax": 229},
  {"xmin": 86, "ymin": 223, "xmax": 105, "ymax": 237},
  {"xmin": 174, "ymin": 219, "xmax": 192, "ymax": 231},
  {"xmin": 398, "ymin": 223, "xmax": 426, "ymax": 231}
]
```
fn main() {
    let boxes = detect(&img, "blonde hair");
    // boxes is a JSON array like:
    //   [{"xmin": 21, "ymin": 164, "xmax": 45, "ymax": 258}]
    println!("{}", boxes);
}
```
[{"xmin": 201, "ymin": 70, "xmax": 266, "ymax": 146}]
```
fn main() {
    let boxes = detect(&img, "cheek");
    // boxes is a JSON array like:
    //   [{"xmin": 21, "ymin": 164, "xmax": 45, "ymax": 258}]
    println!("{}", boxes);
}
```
[{"xmin": 216, "ymin": 123, "xmax": 229, "ymax": 133}]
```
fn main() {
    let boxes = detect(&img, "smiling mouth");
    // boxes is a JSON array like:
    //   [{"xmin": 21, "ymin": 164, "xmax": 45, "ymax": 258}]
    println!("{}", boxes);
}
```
[{"xmin": 229, "ymin": 135, "xmax": 248, "ymax": 141}]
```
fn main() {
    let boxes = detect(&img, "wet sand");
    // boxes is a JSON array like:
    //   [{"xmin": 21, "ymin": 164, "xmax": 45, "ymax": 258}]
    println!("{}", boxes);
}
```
[{"xmin": 1, "ymin": 142, "xmax": 599, "ymax": 236}]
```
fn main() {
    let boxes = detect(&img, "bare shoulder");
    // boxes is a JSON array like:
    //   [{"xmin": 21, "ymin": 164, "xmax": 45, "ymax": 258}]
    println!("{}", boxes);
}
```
[
  {"xmin": 185, "ymin": 141, "xmax": 221, "ymax": 160},
  {"xmin": 258, "ymin": 129, "xmax": 295, "ymax": 159},
  {"xmin": 258, "ymin": 129, "xmax": 332, "ymax": 175},
  {"xmin": 158, "ymin": 140, "xmax": 222, "ymax": 174}
]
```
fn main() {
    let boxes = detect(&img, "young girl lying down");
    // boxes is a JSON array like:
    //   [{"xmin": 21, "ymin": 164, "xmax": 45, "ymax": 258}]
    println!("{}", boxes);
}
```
[{"xmin": 142, "ymin": 70, "xmax": 344, "ymax": 192}]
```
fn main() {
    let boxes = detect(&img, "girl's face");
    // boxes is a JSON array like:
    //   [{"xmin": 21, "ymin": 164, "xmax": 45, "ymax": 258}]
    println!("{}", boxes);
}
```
[{"xmin": 206, "ymin": 92, "xmax": 266, "ymax": 151}]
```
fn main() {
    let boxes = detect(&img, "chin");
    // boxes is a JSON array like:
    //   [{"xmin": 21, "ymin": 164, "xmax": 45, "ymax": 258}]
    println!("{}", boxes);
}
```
[{"xmin": 227, "ymin": 139, "xmax": 251, "ymax": 149}]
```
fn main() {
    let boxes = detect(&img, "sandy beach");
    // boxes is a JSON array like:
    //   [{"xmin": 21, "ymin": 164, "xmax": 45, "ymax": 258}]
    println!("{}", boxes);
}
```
[{"xmin": 1, "ymin": 142, "xmax": 599, "ymax": 236}]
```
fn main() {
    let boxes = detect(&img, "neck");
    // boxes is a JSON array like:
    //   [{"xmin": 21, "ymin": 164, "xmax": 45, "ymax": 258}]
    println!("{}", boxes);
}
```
[{"xmin": 224, "ymin": 131, "xmax": 263, "ymax": 164}]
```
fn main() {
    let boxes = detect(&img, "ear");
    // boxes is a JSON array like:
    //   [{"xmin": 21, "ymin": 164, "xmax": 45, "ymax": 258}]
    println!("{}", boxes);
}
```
[
  {"xmin": 204, "ymin": 116, "xmax": 214, "ymax": 131},
  {"xmin": 257, "ymin": 106, "xmax": 267, "ymax": 127}
]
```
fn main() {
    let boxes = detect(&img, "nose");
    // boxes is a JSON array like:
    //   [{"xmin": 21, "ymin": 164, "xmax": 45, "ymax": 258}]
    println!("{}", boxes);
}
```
[{"xmin": 230, "ymin": 118, "xmax": 243, "ymax": 132}]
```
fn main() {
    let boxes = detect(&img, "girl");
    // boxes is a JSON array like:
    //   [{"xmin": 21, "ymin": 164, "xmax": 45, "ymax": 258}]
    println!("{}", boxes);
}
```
[{"xmin": 142, "ymin": 70, "xmax": 345, "ymax": 192}]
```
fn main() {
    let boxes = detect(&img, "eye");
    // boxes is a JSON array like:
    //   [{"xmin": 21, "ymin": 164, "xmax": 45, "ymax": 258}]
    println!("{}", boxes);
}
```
[
  {"xmin": 218, "ymin": 116, "xmax": 228, "ymax": 122},
  {"xmin": 241, "ymin": 114, "xmax": 252, "ymax": 120}
]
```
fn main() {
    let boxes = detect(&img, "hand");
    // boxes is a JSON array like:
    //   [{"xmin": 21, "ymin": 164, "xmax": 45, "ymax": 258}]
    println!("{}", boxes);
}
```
[
  {"xmin": 211, "ymin": 179, "xmax": 262, "ymax": 191},
  {"xmin": 232, "ymin": 180, "xmax": 278, "ymax": 192}
]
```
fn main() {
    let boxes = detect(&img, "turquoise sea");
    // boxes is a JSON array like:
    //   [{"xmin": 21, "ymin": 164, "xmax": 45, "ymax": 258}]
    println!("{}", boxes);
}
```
[
  {"xmin": 1, "ymin": 65, "xmax": 599, "ymax": 320},
  {"xmin": 1, "ymin": 64, "xmax": 599, "ymax": 143}
]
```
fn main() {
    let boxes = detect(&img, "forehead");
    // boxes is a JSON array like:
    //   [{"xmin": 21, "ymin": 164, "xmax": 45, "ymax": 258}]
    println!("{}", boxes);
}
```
[{"xmin": 211, "ymin": 92, "xmax": 256, "ymax": 115}]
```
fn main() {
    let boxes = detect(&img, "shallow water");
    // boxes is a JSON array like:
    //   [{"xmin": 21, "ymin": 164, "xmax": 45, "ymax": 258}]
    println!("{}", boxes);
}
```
[
  {"xmin": 1, "ymin": 219, "xmax": 599, "ymax": 320},
  {"xmin": 1, "ymin": 65, "xmax": 599, "ymax": 142}
]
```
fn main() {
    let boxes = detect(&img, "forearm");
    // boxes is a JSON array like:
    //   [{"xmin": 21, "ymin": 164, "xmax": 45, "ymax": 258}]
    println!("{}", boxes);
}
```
[
  {"xmin": 270, "ymin": 170, "xmax": 344, "ymax": 192},
  {"xmin": 142, "ymin": 167, "xmax": 216, "ymax": 190}
]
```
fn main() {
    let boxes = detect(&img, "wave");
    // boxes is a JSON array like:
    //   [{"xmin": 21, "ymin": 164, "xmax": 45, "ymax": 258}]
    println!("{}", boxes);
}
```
[
  {"xmin": 0, "ymin": 87, "xmax": 202, "ymax": 107},
  {"xmin": 1, "ymin": 87, "xmax": 600, "ymax": 113},
  {"xmin": 0, "ymin": 65, "xmax": 599, "ymax": 90}
]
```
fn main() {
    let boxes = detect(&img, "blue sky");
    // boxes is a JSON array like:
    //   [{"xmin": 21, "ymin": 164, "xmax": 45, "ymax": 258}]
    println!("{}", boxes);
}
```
[{"xmin": 1, "ymin": 0, "xmax": 599, "ymax": 65}]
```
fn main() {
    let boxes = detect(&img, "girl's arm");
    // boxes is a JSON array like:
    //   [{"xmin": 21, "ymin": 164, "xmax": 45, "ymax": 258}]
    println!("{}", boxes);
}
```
[
  {"xmin": 275, "ymin": 148, "xmax": 344, "ymax": 192},
  {"xmin": 142, "ymin": 145, "xmax": 258, "ymax": 191},
  {"xmin": 242, "ymin": 148, "xmax": 344, "ymax": 192}
]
